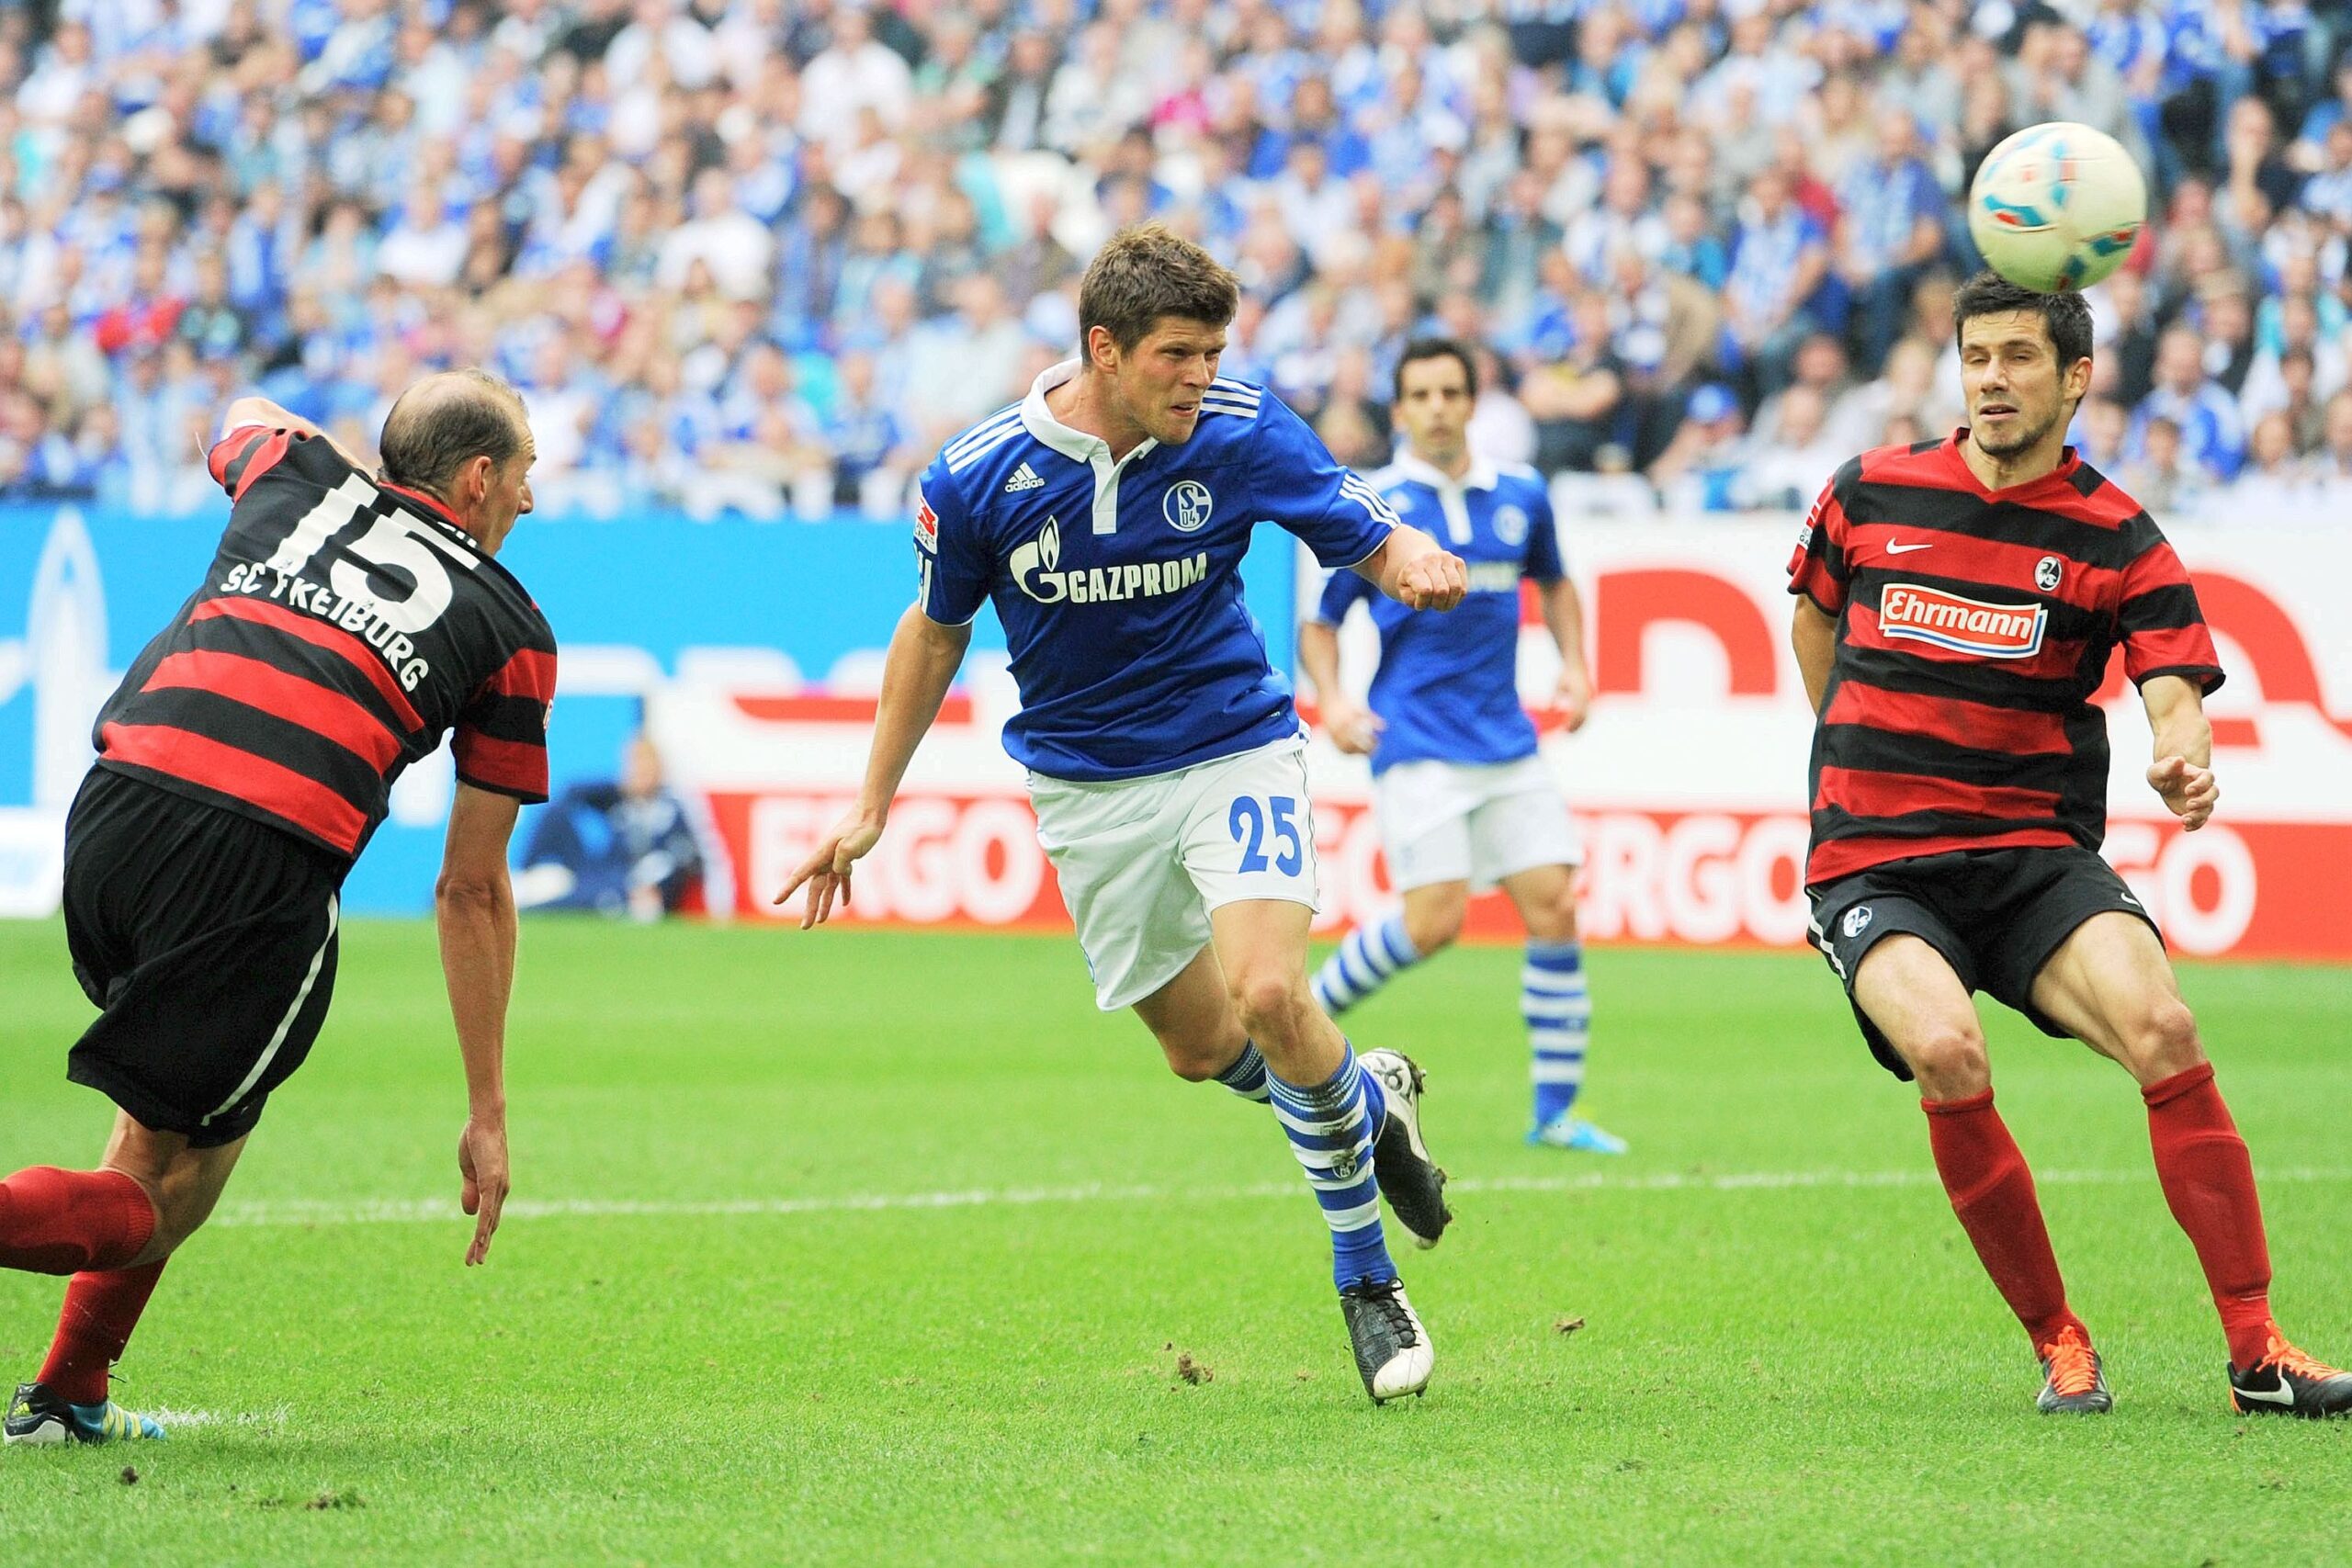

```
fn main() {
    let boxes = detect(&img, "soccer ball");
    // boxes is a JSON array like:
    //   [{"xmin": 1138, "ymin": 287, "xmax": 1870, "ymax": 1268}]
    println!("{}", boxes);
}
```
[{"xmin": 1967, "ymin": 121, "xmax": 2148, "ymax": 293}]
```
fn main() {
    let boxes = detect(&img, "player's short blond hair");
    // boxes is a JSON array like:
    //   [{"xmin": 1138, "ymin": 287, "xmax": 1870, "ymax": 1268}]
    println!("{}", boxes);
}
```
[{"xmin": 1079, "ymin": 224, "xmax": 1239, "ymax": 355}]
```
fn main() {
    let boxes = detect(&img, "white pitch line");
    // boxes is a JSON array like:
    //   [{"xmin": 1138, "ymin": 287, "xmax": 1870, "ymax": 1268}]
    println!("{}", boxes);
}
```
[
  {"xmin": 141, "ymin": 1406, "xmax": 292, "ymax": 1432},
  {"xmin": 203, "ymin": 1166, "xmax": 2352, "ymax": 1231}
]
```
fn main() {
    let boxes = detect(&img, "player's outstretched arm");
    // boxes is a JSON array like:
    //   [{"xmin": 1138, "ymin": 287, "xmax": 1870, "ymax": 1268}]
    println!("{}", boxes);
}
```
[
  {"xmin": 436, "ymin": 782, "xmax": 522, "ymax": 1266},
  {"xmin": 1295, "ymin": 618, "xmax": 1381, "ymax": 754},
  {"xmin": 2142, "ymin": 674, "xmax": 2219, "ymax": 831},
  {"xmin": 775, "ymin": 604, "xmax": 972, "ymax": 928},
  {"xmin": 1354, "ymin": 523, "xmax": 1468, "ymax": 611}
]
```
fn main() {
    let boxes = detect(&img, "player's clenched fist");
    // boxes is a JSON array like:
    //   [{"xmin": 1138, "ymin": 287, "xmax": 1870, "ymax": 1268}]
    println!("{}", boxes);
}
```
[
  {"xmin": 775, "ymin": 806, "xmax": 886, "ymax": 929},
  {"xmin": 2147, "ymin": 755, "xmax": 2219, "ymax": 832},
  {"xmin": 1319, "ymin": 699, "xmax": 1385, "ymax": 756},
  {"xmin": 1396, "ymin": 550, "xmax": 1469, "ymax": 611}
]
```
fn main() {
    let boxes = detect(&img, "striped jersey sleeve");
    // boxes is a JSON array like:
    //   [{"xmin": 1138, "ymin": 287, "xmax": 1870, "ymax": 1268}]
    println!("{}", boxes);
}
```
[
  {"xmin": 910, "ymin": 455, "xmax": 987, "ymax": 627},
  {"xmin": 455, "ymin": 645, "xmax": 557, "ymax": 801},
  {"xmin": 1249, "ymin": 392, "xmax": 1398, "ymax": 568},
  {"xmin": 2116, "ymin": 533, "xmax": 2223, "ymax": 692},
  {"xmin": 208, "ymin": 423, "xmax": 296, "ymax": 499},
  {"xmin": 1786, "ymin": 460, "xmax": 1860, "ymax": 614}
]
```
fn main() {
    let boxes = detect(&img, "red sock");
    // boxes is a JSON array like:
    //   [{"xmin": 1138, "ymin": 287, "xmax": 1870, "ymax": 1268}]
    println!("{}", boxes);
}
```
[
  {"xmin": 1923, "ymin": 1090, "xmax": 2086, "ymax": 1350},
  {"xmin": 0, "ymin": 1168, "xmax": 157, "ymax": 1275},
  {"xmin": 2143, "ymin": 1062, "xmax": 2276, "ymax": 1366},
  {"xmin": 37, "ymin": 1259, "xmax": 167, "ymax": 1406}
]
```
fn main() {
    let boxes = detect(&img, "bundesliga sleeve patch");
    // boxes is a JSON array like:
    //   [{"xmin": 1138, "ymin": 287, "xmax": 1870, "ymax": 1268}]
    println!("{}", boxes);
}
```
[
  {"xmin": 914, "ymin": 490, "xmax": 939, "ymax": 552},
  {"xmin": 1879, "ymin": 583, "xmax": 2046, "ymax": 658}
]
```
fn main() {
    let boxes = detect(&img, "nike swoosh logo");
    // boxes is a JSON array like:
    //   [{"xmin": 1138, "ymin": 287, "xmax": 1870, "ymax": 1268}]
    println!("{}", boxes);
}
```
[
  {"xmin": 2236, "ymin": 1381, "xmax": 2297, "ymax": 1406},
  {"xmin": 1886, "ymin": 541, "xmax": 1934, "ymax": 554}
]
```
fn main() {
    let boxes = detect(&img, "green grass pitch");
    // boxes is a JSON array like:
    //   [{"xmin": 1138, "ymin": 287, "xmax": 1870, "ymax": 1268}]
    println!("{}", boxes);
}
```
[{"xmin": 1, "ymin": 918, "xmax": 2348, "ymax": 1564}]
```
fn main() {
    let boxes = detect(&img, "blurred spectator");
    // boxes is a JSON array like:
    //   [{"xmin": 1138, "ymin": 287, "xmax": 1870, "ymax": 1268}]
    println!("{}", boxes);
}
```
[
  {"xmin": 514, "ymin": 735, "xmax": 707, "ymax": 920},
  {"xmin": 1831, "ymin": 109, "xmax": 1948, "ymax": 373},
  {"xmin": 1732, "ymin": 383, "xmax": 1848, "ymax": 510},
  {"xmin": 659, "ymin": 167, "xmax": 773, "ymax": 299},
  {"xmin": 1849, "ymin": 336, "xmax": 1962, "ymax": 449},
  {"xmin": 1752, "ymin": 333, "xmax": 1878, "ymax": 457},
  {"xmin": 1722, "ymin": 168, "xmax": 1829, "ymax": 398},
  {"xmin": 2226, "ymin": 410, "xmax": 2319, "ymax": 517},
  {"xmin": 824, "ymin": 348, "xmax": 915, "ymax": 519},
  {"xmin": 2132, "ymin": 325, "xmax": 2247, "ymax": 483},
  {"xmin": 799, "ymin": 5, "xmax": 910, "ymax": 150},
  {"xmin": 2076, "ymin": 395, "xmax": 2132, "ymax": 471},
  {"xmin": 1464, "ymin": 344, "xmax": 1537, "ymax": 469},
  {"xmin": 2314, "ymin": 389, "xmax": 2352, "ymax": 498},
  {"xmin": 1519, "ymin": 289, "xmax": 1626, "ymax": 475},
  {"xmin": 905, "ymin": 273, "xmax": 1028, "ymax": 446},
  {"xmin": 2089, "ymin": 265, "xmax": 2161, "ymax": 409},
  {"xmin": 2120, "ymin": 413, "xmax": 2203, "ymax": 517},
  {"xmin": 2241, "ymin": 347, "xmax": 2329, "ymax": 457},
  {"xmin": 1648, "ymin": 382, "xmax": 1748, "ymax": 513},
  {"xmin": 2192, "ymin": 277, "xmax": 2258, "ymax": 396},
  {"xmin": 0, "ymin": 0, "xmax": 2337, "ymax": 518}
]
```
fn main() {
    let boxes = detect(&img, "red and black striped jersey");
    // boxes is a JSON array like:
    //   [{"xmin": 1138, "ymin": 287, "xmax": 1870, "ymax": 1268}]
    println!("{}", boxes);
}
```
[
  {"xmin": 1787, "ymin": 431, "xmax": 2222, "ymax": 887},
  {"xmin": 91, "ymin": 423, "xmax": 558, "ymax": 860}
]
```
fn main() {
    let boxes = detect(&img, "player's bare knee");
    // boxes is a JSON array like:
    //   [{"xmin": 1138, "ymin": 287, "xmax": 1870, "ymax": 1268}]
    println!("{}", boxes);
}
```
[
  {"xmin": 1522, "ymin": 892, "xmax": 1578, "ymax": 946},
  {"xmin": 1228, "ymin": 970, "xmax": 1309, "ymax": 1044},
  {"xmin": 1404, "ymin": 900, "xmax": 1465, "ymax": 955},
  {"xmin": 1905, "ymin": 1021, "xmax": 1990, "ymax": 1097},
  {"xmin": 2127, "ymin": 997, "xmax": 2204, "ymax": 1080},
  {"xmin": 163, "ymin": 1190, "xmax": 223, "ymax": 1247}
]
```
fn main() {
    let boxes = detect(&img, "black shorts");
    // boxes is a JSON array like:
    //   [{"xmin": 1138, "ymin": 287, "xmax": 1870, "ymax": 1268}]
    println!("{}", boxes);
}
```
[
  {"xmin": 62, "ymin": 768, "xmax": 346, "ymax": 1147},
  {"xmin": 1807, "ymin": 846, "xmax": 2160, "ymax": 1082}
]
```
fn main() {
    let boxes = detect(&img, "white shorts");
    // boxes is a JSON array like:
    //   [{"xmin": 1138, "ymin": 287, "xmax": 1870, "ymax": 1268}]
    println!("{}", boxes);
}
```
[
  {"xmin": 1029, "ymin": 739, "xmax": 1321, "ymax": 1011},
  {"xmin": 1375, "ymin": 755, "xmax": 1583, "ymax": 894}
]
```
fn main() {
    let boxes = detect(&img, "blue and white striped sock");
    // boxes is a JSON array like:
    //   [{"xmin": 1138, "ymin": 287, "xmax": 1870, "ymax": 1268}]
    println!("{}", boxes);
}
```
[
  {"xmin": 1311, "ymin": 915, "xmax": 1422, "ymax": 1017},
  {"xmin": 1267, "ymin": 1045, "xmax": 1396, "ymax": 1290},
  {"xmin": 1214, "ymin": 1041, "xmax": 1271, "ymax": 1103},
  {"xmin": 1527, "ymin": 940, "xmax": 1590, "ymax": 1127}
]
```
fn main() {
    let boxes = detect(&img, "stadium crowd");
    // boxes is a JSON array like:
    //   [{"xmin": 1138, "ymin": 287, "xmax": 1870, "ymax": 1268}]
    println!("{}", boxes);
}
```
[{"xmin": 0, "ymin": 0, "xmax": 2349, "ymax": 521}]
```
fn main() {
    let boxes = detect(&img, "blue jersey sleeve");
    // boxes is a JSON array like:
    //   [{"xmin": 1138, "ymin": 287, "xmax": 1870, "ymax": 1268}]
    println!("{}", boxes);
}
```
[
  {"xmin": 912, "ymin": 457, "xmax": 988, "ymax": 626},
  {"xmin": 1250, "ymin": 395, "xmax": 1398, "ymax": 568},
  {"xmin": 1523, "ymin": 482, "xmax": 1565, "ymax": 583},
  {"xmin": 1312, "ymin": 562, "xmax": 1375, "ymax": 626}
]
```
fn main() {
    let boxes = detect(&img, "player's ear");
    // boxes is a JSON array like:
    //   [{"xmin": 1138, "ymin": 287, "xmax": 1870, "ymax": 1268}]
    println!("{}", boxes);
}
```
[
  {"xmin": 1086, "ymin": 323, "xmax": 1119, "ymax": 375},
  {"xmin": 2064, "ymin": 353, "xmax": 2093, "ymax": 403}
]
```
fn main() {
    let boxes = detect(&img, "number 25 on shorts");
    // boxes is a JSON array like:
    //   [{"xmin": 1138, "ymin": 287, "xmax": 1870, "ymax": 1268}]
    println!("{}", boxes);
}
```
[{"xmin": 1230, "ymin": 795, "xmax": 1305, "ymax": 875}]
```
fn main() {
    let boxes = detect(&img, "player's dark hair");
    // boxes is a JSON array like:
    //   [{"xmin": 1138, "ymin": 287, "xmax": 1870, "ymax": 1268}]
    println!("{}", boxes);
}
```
[
  {"xmin": 1951, "ymin": 269, "xmax": 2094, "ymax": 370},
  {"xmin": 1393, "ymin": 338, "xmax": 1479, "ymax": 401},
  {"xmin": 1079, "ymin": 223, "xmax": 1239, "ymax": 355},
  {"xmin": 379, "ymin": 368, "xmax": 527, "ymax": 497}
]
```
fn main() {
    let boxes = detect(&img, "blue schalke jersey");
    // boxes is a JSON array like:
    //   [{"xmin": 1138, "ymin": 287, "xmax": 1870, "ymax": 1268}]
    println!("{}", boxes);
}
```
[
  {"xmin": 916, "ymin": 362, "xmax": 1398, "ymax": 781},
  {"xmin": 1314, "ymin": 455, "xmax": 1562, "ymax": 774}
]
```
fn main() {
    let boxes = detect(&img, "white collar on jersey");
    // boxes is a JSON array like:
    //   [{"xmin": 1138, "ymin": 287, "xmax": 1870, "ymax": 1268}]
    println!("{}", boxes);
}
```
[
  {"xmin": 1390, "ymin": 451, "xmax": 1500, "ymax": 493},
  {"xmin": 1021, "ymin": 359, "xmax": 1160, "ymax": 468}
]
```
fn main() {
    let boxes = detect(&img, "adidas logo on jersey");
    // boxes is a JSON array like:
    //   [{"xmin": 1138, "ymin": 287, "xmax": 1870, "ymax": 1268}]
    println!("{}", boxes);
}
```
[{"xmin": 1004, "ymin": 463, "xmax": 1045, "ymax": 493}]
